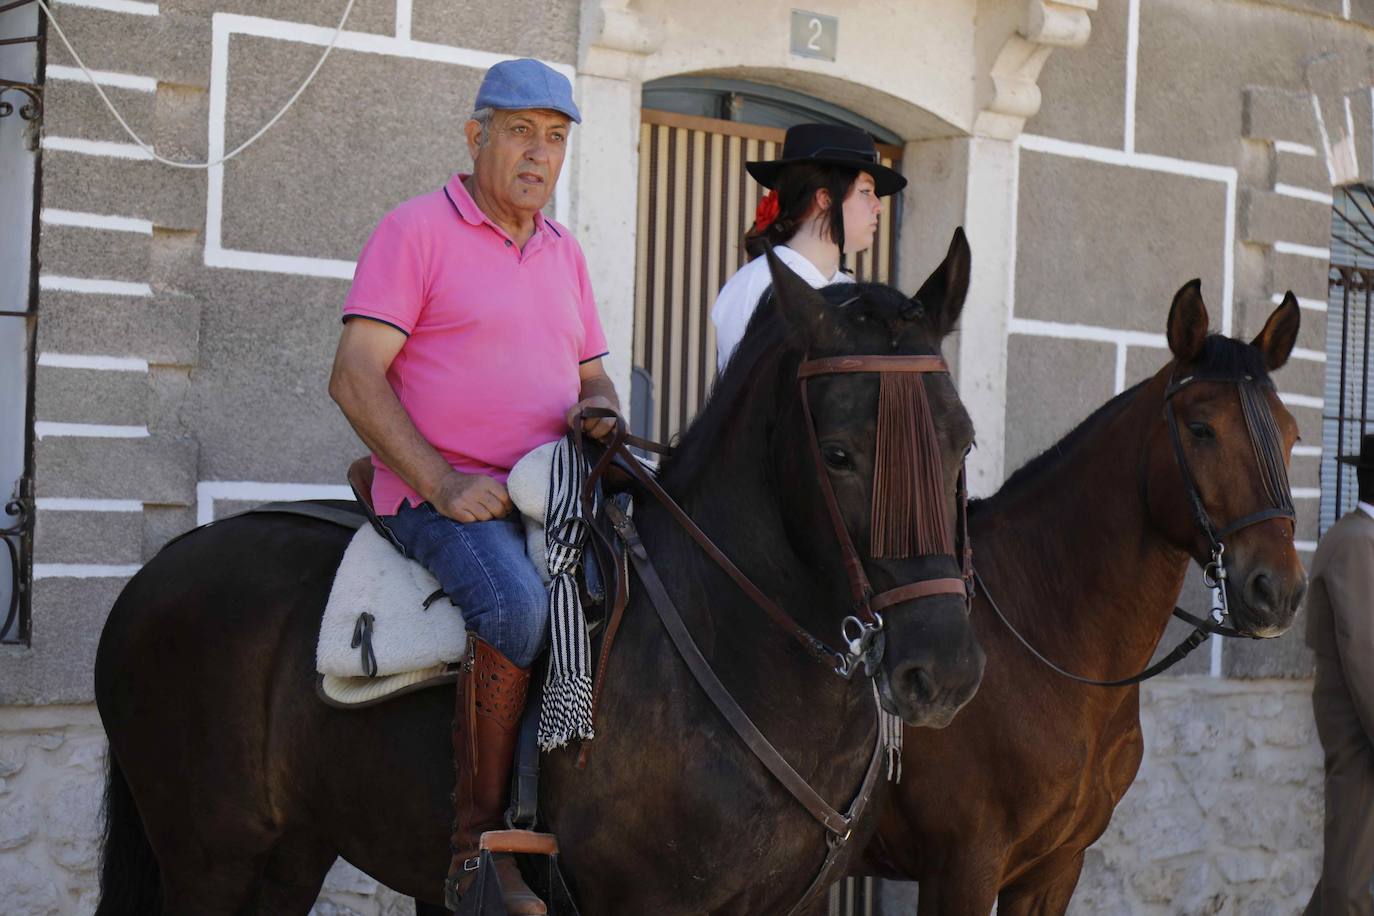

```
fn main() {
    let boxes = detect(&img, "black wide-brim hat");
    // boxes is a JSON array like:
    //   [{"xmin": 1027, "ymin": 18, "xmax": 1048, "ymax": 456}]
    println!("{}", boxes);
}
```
[
  {"xmin": 1337, "ymin": 432, "xmax": 1374, "ymax": 468},
  {"xmin": 745, "ymin": 123, "xmax": 907, "ymax": 197}
]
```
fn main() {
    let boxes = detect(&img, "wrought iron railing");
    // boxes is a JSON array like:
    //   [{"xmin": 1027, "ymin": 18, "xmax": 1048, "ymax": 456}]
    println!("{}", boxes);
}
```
[
  {"xmin": 1, "ymin": 0, "xmax": 38, "ymax": 644},
  {"xmin": 1323, "ymin": 186, "xmax": 1374, "ymax": 531},
  {"xmin": 0, "ymin": 0, "xmax": 42, "ymax": 129},
  {"xmin": 1, "ymin": 476, "xmax": 31, "ymax": 643}
]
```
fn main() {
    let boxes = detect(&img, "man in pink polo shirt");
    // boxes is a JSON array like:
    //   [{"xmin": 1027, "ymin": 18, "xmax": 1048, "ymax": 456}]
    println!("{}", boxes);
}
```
[{"xmin": 329, "ymin": 59, "xmax": 617, "ymax": 915}]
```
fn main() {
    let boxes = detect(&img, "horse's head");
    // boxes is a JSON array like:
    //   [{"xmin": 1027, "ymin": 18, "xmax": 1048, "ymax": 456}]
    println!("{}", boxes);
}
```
[
  {"xmin": 764, "ymin": 229, "xmax": 984, "ymax": 728},
  {"xmin": 1143, "ymin": 280, "xmax": 1307, "ymax": 636}
]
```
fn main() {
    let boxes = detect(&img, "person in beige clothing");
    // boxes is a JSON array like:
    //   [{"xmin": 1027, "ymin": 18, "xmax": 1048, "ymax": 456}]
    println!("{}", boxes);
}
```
[{"xmin": 1307, "ymin": 432, "xmax": 1374, "ymax": 916}]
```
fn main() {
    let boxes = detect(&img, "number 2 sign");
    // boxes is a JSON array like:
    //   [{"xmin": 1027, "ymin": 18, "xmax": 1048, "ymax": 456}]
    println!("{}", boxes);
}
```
[{"xmin": 790, "ymin": 10, "xmax": 838, "ymax": 62}]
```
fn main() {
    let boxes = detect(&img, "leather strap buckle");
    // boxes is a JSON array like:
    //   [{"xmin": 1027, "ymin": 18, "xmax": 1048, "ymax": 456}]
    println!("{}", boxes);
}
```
[
  {"xmin": 826, "ymin": 824, "xmax": 854, "ymax": 850},
  {"xmin": 604, "ymin": 502, "xmax": 646, "ymax": 560}
]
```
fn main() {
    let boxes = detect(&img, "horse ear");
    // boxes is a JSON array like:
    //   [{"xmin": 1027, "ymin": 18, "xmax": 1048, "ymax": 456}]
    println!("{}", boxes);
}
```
[
  {"xmin": 910, "ymin": 227, "xmax": 971, "ymax": 339},
  {"xmin": 1166, "ymin": 279, "xmax": 1209, "ymax": 364},
  {"xmin": 1251, "ymin": 291, "xmax": 1301, "ymax": 371},
  {"xmin": 763, "ymin": 244, "xmax": 829, "ymax": 339}
]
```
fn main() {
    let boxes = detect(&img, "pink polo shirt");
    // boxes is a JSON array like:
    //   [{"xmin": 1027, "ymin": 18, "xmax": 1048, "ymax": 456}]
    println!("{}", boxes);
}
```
[{"xmin": 343, "ymin": 174, "xmax": 608, "ymax": 514}]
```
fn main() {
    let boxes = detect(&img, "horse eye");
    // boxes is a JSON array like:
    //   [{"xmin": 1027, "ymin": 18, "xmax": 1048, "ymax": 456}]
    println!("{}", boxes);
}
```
[
  {"xmin": 1187, "ymin": 422, "xmax": 1215, "ymax": 440},
  {"xmin": 822, "ymin": 444, "xmax": 854, "ymax": 469}
]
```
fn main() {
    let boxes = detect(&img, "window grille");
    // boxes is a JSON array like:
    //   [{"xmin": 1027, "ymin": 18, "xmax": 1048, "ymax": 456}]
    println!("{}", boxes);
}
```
[
  {"xmin": 1322, "ymin": 186, "xmax": 1374, "ymax": 532},
  {"xmin": 0, "ymin": 0, "xmax": 42, "ymax": 644}
]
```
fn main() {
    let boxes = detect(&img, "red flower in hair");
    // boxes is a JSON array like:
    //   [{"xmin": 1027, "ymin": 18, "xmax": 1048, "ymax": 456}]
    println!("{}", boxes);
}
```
[{"xmin": 754, "ymin": 191, "xmax": 780, "ymax": 232}]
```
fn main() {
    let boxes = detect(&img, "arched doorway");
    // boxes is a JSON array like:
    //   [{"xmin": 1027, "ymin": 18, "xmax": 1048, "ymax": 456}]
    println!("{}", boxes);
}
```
[{"xmin": 633, "ymin": 78, "xmax": 904, "ymax": 442}]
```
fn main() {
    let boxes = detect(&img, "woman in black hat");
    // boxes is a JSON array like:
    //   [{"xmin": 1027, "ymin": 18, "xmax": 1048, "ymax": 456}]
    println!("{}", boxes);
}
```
[{"xmin": 710, "ymin": 122, "xmax": 907, "ymax": 371}]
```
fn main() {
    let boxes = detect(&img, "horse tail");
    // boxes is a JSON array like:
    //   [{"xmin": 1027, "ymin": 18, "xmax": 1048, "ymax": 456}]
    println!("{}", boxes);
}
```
[{"xmin": 94, "ymin": 748, "xmax": 162, "ymax": 916}]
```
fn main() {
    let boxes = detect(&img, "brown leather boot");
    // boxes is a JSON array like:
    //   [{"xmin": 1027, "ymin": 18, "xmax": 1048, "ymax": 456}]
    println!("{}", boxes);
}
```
[{"xmin": 444, "ymin": 635, "xmax": 547, "ymax": 915}]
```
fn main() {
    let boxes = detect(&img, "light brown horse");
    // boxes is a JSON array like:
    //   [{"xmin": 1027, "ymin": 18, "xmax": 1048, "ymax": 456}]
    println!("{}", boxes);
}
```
[{"xmin": 861, "ymin": 282, "xmax": 1308, "ymax": 914}]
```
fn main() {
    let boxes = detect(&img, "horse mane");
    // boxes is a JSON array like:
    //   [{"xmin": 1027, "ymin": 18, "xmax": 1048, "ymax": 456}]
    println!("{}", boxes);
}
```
[
  {"xmin": 655, "ymin": 292, "xmax": 790, "ymax": 495},
  {"xmin": 660, "ymin": 281, "xmax": 933, "ymax": 495},
  {"xmin": 973, "ymin": 333, "xmax": 1273, "ymax": 516}
]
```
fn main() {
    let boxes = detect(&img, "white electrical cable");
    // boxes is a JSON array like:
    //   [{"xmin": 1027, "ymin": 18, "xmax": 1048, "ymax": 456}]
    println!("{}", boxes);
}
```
[{"xmin": 35, "ymin": 0, "xmax": 356, "ymax": 169}]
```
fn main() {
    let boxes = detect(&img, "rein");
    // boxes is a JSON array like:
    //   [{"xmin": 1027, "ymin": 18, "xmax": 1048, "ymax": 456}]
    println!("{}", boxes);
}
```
[
  {"xmin": 977, "ymin": 569, "xmax": 1253, "ymax": 688},
  {"xmin": 982, "ymin": 371, "xmax": 1289, "ymax": 687}
]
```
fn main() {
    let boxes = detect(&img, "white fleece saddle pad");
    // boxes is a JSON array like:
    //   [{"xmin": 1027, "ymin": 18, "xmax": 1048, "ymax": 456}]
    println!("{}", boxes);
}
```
[
  {"xmin": 316, "ymin": 523, "xmax": 467, "ymax": 678},
  {"xmin": 316, "ymin": 442, "xmax": 562, "ymax": 707}
]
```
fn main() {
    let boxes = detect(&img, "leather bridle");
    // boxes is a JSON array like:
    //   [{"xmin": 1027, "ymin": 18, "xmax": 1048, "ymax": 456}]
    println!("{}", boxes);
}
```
[
  {"xmin": 1163, "ymin": 371, "xmax": 1296, "ymax": 607},
  {"xmin": 579, "ymin": 352, "xmax": 973, "ymax": 681},
  {"xmin": 980, "ymin": 369, "xmax": 1295, "ymax": 687},
  {"xmin": 796, "ymin": 354, "xmax": 973, "ymax": 677}
]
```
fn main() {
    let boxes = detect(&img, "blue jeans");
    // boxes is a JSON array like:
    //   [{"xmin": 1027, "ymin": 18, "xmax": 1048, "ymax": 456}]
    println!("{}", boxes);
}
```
[{"xmin": 381, "ymin": 502, "xmax": 549, "ymax": 669}]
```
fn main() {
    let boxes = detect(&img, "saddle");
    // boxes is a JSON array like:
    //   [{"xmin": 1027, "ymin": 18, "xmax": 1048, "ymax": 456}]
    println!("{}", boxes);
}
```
[{"xmin": 311, "ymin": 449, "xmax": 621, "ymax": 708}]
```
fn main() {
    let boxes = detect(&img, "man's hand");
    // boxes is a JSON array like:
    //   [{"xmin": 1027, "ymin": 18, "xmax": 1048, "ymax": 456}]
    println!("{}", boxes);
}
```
[
  {"xmin": 567, "ymin": 395, "xmax": 619, "ymax": 441},
  {"xmin": 429, "ymin": 470, "xmax": 513, "ymax": 523}
]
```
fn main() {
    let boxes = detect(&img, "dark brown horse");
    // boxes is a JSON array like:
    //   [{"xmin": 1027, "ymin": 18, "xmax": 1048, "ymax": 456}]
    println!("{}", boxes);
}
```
[
  {"xmin": 93, "ymin": 235, "xmax": 985, "ymax": 916},
  {"xmin": 860, "ymin": 283, "xmax": 1309, "ymax": 914}
]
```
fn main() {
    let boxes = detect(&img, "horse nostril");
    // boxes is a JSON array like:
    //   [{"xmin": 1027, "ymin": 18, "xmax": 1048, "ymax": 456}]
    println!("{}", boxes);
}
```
[
  {"xmin": 1289, "ymin": 578, "xmax": 1307, "ymax": 613},
  {"xmin": 1246, "ymin": 570, "xmax": 1278, "ymax": 613},
  {"xmin": 896, "ymin": 663, "xmax": 936, "ymax": 708}
]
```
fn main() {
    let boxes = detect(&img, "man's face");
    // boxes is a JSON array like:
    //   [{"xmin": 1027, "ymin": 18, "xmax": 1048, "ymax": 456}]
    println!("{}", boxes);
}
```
[{"xmin": 467, "ymin": 108, "xmax": 570, "ymax": 216}]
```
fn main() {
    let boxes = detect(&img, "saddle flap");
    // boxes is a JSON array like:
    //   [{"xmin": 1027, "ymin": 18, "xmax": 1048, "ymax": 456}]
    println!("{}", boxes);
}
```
[
  {"xmin": 347, "ymin": 457, "xmax": 407, "ymax": 552},
  {"xmin": 348, "ymin": 457, "xmax": 377, "ymax": 514}
]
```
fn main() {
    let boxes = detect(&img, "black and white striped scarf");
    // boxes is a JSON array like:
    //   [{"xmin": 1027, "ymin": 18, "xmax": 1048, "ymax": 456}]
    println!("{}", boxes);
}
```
[{"xmin": 537, "ymin": 434, "xmax": 599, "ymax": 750}]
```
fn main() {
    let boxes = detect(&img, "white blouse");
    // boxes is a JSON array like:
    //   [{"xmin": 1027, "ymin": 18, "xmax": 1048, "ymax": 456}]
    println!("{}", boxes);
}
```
[{"xmin": 709, "ymin": 244, "xmax": 853, "ymax": 373}]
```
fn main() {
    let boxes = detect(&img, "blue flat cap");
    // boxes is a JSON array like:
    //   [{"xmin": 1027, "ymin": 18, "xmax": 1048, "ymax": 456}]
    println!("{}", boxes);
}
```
[{"xmin": 475, "ymin": 58, "xmax": 581, "ymax": 124}]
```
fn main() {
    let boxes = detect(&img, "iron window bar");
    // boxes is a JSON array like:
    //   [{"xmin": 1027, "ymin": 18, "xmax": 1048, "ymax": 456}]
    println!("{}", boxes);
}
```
[
  {"xmin": 1341, "ymin": 187, "xmax": 1374, "ymax": 252},
  {"xmin": 1327, "ymin": 255, "xmax": 1372, "ymax": 520},
  {"xmin": 1334, "ymin": 207, "xmax": 1374, "ymax": 260},
  {"xmin": 0, "ymin": 476, "xmax": 31, "ymax": 643},
  {"xmin": 1, "ymin": 0, "xmax": 39, "ymax": 641},
  {"xmin": 0, "ymin": 0, "xmax": 42, "ymax": 124}
]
